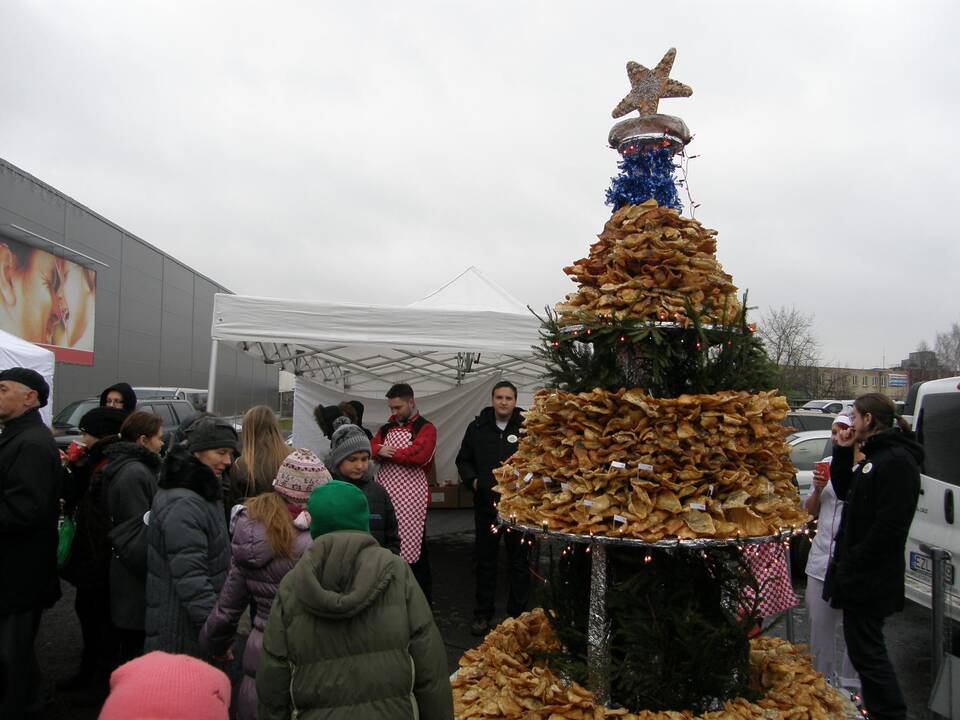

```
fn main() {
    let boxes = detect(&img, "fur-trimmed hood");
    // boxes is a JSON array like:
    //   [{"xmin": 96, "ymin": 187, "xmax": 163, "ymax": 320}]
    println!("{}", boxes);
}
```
[
  {"xmin": 159, "ymin": 444, "xmax": 222, "ymax": 502},
  {"xmin": 103, "ymin": 440, "xmax": 162, "ymax": 477}
]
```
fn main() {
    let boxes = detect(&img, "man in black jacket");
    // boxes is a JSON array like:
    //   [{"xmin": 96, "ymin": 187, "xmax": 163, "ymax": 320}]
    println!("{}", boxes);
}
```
[
  {"xmin": 456, "ymin": 380, "xmax": 529, "ymax": 636},
  {"xmin": 0, "ymin": 368, "xmax": 61, "ymax": 718}
]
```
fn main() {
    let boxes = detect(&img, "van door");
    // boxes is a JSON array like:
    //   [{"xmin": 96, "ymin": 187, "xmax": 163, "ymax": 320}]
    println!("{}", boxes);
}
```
[{"xmin": 905, "ymin": 392, "xmax": 960, "ymax": 620}]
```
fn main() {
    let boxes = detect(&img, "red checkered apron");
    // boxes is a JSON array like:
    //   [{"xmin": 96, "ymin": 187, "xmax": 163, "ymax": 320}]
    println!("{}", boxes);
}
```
[
  {"xmin": 376, "ymin": 426, "xmax": 428, "ymax": 563},
  {"xmin": 741, "ymin": 543, "xmax": 799, "ymax": 618}
]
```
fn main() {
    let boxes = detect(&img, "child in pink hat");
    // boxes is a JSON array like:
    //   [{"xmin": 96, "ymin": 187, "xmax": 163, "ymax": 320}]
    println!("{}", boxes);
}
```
[{"xmin": 99, "ymin": 651, "xmax": 230, "ymax": 719}]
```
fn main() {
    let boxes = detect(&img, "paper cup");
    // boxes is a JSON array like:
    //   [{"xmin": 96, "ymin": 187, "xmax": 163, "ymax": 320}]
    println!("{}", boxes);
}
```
[{"xmin": 814, "ymin": 459, "xmax": 831, "ymax": 483}]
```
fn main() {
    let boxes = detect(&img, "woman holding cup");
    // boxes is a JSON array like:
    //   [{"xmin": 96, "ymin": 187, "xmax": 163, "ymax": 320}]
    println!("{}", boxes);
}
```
[
  {"xmin": 803, "ymin": 413, "xmax": 859, "ymax": 690},
  {"xmin": 824, "ymin": 393, "xmax": 922, "ymax": 720}
]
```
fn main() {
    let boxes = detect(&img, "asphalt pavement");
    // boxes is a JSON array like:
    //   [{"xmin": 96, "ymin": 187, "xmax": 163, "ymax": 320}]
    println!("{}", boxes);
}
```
[{"xmin": 33, "ymin": 508, "xmax": 942, "ymax": 719}]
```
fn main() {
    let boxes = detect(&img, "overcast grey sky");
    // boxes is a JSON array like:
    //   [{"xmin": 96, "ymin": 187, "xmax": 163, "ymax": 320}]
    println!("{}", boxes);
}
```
[{"xmin": 2, "ymin": 1, "xmax": 957, "ymax": 369}]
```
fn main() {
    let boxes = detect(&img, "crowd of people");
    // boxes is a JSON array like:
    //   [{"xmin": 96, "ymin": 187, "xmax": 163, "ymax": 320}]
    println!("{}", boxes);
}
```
[
  {"xmin": 0, "ymin": 373, "xmax": 480, "ymax": 720},
  {"xmin": 0, "ymin": 367, "xmax": 922, "ymax": 720}
]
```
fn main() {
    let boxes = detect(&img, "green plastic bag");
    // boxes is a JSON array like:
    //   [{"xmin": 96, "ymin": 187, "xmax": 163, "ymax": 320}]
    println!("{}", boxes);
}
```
[{"xmin": 57, "ymin": 515, "xmax": 76, "ymax": 569}]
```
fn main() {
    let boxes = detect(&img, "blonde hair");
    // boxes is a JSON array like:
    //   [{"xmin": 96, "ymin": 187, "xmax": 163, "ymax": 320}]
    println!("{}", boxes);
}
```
[
  {"xmin": 245, "ymin": 492, "xmax": 296, "ymax": 560},
  {"xmin": 235, "ymin": 406, "xmax": 291, "ymax": 497}
]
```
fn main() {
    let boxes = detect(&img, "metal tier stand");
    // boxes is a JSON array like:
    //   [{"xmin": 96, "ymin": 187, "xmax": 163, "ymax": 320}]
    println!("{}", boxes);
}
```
[{"xmin": 499, "ymin": 517, "xmax": 798, "ymax": 706}]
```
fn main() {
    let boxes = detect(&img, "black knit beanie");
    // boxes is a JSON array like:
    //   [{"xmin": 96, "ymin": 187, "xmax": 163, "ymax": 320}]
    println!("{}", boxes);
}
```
[{"xmin": 79, "ymin": 406, "xmax": 128, "ymax": 439}]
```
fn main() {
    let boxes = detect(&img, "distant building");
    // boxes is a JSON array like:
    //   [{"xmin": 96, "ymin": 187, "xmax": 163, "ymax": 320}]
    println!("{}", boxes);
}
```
[
  {"xmin": 0, "ymin": 158, "xmax": 277, "ymax": 415},
  {"xmin": 899, "ymin": 350, "xmax": 950, "ymax": 386},
  {"xmin": 815, "ymin": 366, "xmax": 909, "ymax": 401}
]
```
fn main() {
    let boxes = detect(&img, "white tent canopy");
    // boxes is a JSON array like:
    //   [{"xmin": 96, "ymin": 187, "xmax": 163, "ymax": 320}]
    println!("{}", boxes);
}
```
[
  {"xmin": 0, "ymin": 329, "xmax": 55, "ymax": 425},
  {"xmin": 208, "ymin": 267, "xmax": 546, "ymax": 404}
]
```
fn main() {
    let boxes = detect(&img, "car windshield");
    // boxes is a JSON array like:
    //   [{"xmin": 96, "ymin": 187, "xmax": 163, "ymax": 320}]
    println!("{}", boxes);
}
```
[
  {"xmin": 920, "ymin": 393, "xmax": 960, "ymax": 487},
  {"xmin": 52, "ymin": 399, "xmax": 98, "ymax": 428},
  {"xmin": 801, "ymin": 401, "xmax": 830, "ymax": 411}
]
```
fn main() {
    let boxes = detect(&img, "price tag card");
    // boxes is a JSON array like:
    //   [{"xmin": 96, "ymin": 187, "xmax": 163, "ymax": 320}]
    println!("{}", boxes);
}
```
[
  {"xmin": 561, "ymin": 482, "xmax": 573, "ymax": 493},
  {"xmin": 543, "ymin": 476, "xmax": 553, "ymax": 485},
  {"xmin": 689, "ymin": 502, "xmax": 707, "ymax": 511},
  {"xmin": 582, "ymin": 499, "xmax": 594, "ymax": 507},
  {"xmin": 610, "ymin": 461, "xmax": 626, "ymax": 469},
  {"xmin": 513, "ymin": 468, "xmax": 521, "ymax": 477},
  {"xmin": 637, "ymin": 463, "xmax": 654, "ymax": 473},
  {"xmin": 613, "ymin": 514, "xmax": 627, "ymax": 524},
  {"xmin": 707, "ymin": 485, "xmax": 715, "ymax": 496},
  {"xmin": 523, "ymin": 472, "xmax": 533, "ymax": 483}
]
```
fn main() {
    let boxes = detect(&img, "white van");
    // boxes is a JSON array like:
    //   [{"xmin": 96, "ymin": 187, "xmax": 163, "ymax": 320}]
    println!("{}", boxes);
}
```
[{"xmin": 903, "ymin": 376, "xmax": 960, "ymax": 620}]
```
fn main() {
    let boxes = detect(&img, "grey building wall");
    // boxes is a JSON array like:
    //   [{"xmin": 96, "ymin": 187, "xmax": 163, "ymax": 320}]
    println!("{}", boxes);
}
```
[{"xmin": 0, "ymin": 158, "xmax": 277, "ymax": 416}]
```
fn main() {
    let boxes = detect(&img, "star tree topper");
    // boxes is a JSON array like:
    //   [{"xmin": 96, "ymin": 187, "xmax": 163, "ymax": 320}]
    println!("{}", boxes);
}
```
[{"xmin": 612, "ymin": 47, "xmax": 693, "ymax": 118}]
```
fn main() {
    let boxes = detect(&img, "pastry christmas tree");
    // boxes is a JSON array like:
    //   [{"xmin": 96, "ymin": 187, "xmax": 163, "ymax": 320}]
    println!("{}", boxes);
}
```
[{"xmin": 454, "ymin": 49, "xmax": 855, "ymax": 720}]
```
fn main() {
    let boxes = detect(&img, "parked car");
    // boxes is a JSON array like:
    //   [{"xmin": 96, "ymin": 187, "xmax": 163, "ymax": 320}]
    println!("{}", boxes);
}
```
[
  {"xmin": 799, "ymin": 399, "xmax": 837, "ymax": 412},
  {"xmin": 902, "ymin": 376, "xmax": 960, "ymax": 621},
  {"xmin": 821, "ymin": 399, "xmax": 854, "ymax": 414},
  {"xmin": 783, "ymin": 411, "xmax": 838, "ymax": 433},
  {"xmin": 51, "ymin": 397, "xmax": 197, "ymax": 450},
  {"xmin": 786, "ymin": 430, "xmax": 833, "ymax": 502},
  {"xmin": 132, "ymin": 386, "xmax": 208, "ymax": 411}
]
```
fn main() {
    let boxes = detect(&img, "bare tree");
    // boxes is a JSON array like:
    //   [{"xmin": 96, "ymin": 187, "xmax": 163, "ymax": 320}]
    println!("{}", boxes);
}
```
[
  {"xmin": 935, "ymin": 322, "xmax": 960, "ymax": 373},
  {"xmin": 757, "ymin": 306, "xmax": 821, "ymax": 397},
  {"xmin": 917, "ymin": 339, "xmax": 931, "ymax": 353}
]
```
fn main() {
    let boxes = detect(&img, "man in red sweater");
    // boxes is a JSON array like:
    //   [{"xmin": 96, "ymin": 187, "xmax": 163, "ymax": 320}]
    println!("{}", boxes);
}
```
[{"xmin": 371, "ymin": 383, "xmax": 437, "ymax": 602}]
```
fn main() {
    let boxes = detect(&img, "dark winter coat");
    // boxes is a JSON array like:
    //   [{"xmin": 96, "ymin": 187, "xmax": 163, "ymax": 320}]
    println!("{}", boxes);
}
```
[
  {"xmin": 60, "ymin": 436, "xmax": 119, "ymax": 589},
  {"xmin": 200, "ymin": 509, "xmax": 311, "ymax": 720},
  {"xmin": 826, "ymin": 429, "xmax": 923, "ymax": 617},
  {"xmin": 456, "ymin": 406, "xmax": 524, "ymax": 507},
  {"xmin": 256, "ymin": 532, "xmax": 453, "ymax": 720},
  {"xmin": 102, "ymin": 441, "xmax": 161, "ymax": 630},
  {"xmin": 332, "ymin": 471, "xmax": 401, "ymax": 555},
  {"xmin": 0, "ymin": 408, "xmax": 61, "ymax": 614},
  {"xmin": 144, "ymin": 445, "xmax": 230, "ymax": 656}
]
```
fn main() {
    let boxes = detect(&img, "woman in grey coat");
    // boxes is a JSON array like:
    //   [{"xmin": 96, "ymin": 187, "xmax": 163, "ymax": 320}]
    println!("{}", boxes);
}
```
[
  {"xmin": 144, "ymin": 417, "xmax": 238, "ymax": 657},
  {"xmin": 101, "ymin": 411, "xmax": 164, "ymax": 662}
]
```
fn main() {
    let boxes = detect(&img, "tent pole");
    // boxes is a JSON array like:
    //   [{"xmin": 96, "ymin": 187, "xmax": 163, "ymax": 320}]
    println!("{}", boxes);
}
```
[{"xmin": 207, "ymin": 339, "xmax": 220, "ymax": 414}]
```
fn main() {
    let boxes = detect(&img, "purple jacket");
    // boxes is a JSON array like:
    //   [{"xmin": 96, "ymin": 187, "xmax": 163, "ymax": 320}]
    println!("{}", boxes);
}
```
[{"xmin": 200, "ymin": 509, "xmax": 312, "ymax": 720}]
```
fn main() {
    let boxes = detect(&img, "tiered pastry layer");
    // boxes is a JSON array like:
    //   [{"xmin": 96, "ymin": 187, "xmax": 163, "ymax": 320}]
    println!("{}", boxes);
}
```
[
  {"xmin": 453, "ymin": 610, "xmax": 854, "ymax": 719},
  {"xmin": 556, "ymin": 199, "xmax": 740, "ymax": 326},
  {"xmin": 495, "ymin": 388, "xmax": 808, "ymax": 539}
]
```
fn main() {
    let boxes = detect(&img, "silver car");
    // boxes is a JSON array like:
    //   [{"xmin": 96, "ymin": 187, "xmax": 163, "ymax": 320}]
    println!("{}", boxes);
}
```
[{"xmin": 786, "ymin": 430, "xmax": 833, "ymax": 501}]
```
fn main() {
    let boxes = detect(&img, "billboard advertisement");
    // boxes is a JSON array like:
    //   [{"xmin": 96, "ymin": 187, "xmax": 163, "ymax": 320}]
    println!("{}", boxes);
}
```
[
  {"xmin": 888, "ymin": 372, "xmax": 908, "ymax": 388},
  {"xmin": 0, "ymin": 236, "xmax": 95, "ymax": 364}
]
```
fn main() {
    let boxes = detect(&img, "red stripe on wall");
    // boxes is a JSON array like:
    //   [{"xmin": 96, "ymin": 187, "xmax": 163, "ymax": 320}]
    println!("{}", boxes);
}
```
[{"xmin": 35, "ymin": 344, "xmax": 94, "ymax": 366}]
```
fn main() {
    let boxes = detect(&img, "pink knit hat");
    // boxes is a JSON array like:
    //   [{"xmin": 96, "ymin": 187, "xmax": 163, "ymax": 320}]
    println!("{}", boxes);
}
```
[
  {"xmin": 98, "ymin": 651, "xmax": 230, "ymax": 720},
  {"xmin": 273, "ymin": 448, "xmax": 332, "ymax": 505}
]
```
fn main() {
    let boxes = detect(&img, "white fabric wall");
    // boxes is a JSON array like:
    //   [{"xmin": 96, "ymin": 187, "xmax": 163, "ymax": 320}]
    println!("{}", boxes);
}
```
[
  {"xmin": 0, "ymin": 329, "xmax": 55, "ymax": 425},
  {"xmin": 293, "ymin": 375, "xmax": 504, "ymax": 484}
]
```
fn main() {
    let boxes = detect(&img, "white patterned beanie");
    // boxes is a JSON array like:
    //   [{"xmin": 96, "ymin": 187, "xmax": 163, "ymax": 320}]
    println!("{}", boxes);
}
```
[{"xmin": 272, "ymin": 448, "xmax": 332, "ymax": 505}]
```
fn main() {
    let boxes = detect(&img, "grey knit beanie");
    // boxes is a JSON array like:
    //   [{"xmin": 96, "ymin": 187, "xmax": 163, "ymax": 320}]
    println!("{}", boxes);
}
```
[
  {"xmin": 326, "ymin": 416, "xmax": 372, "ymax": 472},
  {"xmin": 186, "ymin": 416, "xmax": 240, "ymax": 454}
]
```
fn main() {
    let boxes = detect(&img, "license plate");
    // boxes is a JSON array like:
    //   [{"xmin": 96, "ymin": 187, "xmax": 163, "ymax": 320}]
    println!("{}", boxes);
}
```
[{"xmin": 910, "ymin": 551, "xmax": 955, "ymax": 586}]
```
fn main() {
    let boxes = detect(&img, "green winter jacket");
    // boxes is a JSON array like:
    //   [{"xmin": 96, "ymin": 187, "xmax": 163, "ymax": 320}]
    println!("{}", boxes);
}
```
[{"xmin": 256, "ymin": 531, "xmax": 453, "ymax": 720}]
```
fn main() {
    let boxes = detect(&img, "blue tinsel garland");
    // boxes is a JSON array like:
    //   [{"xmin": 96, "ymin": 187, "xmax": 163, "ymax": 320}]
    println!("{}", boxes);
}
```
[{"xmin": 605, "ymin": 147, "xmax": 682, "ymax": 213}]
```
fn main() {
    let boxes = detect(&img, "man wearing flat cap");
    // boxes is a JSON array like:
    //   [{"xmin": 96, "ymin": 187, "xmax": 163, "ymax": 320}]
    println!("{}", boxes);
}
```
[{"xmin": 0, "ymin": 367, "xmax": 61, "ymax": 718}]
